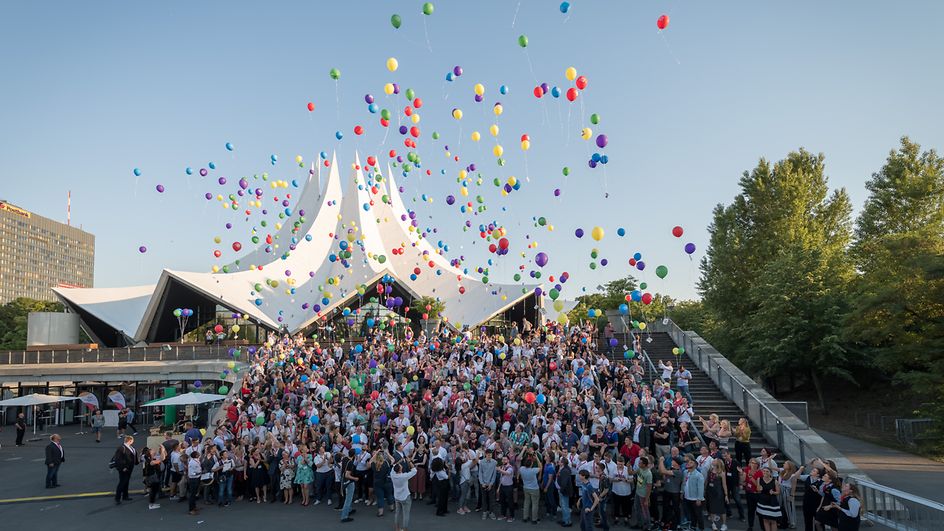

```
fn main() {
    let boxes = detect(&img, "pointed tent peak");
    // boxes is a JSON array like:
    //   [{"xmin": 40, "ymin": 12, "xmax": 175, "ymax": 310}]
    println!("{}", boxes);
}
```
[
  {"xmin": 354, "ymin": 150, "xmax": 362, "ymax": 169},
  {"xmin": 330, "ymin": 151, "xmax": 338, "ymax": 171}
]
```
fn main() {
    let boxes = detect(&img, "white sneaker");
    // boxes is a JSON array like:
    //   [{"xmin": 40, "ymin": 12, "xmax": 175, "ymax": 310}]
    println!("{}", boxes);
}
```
[
  {"xmin": 148, "ymin": 503, "xmax": 160, "ymax": 510},
  {"xmin": 327, "ymin": 499, "xmax": 332, "ymax": 505},
  {"xmin": 354, "ymin": 499, "xmax": 362, "ymax": 504},
  {"xmin": 314, "ymin": 500, "xmax": 321, "ymax": 505},
  {"xmin": 712, "ymin": 523, "xmax": 718, "ymax": 531},
  {"xmin": 482, "ymin": 512, "xmax": 488, "ymax": 520},
  {"xmin": 721, "ymin": 525, "xmax": 728, "ymax": 531}
]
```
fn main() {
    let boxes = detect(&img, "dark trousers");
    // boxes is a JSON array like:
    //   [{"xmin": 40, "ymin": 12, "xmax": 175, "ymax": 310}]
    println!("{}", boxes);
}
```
[
  {"xmin": 803, "ymin": 500, "xmax": 818, "ymax": 531},
  {"xmin": 735, "ymin": 441, "xmax": 751, "ymax": 465},
  {"xmin": 16, "ymin": 428, "xmax": 25, "ymax": 446},
  {"xmin": 727, "ymin": 487, "xmax": 745, "ymax": 518},
  {"xmin": 149, "ymin": 481, "xmax": 161, "ymax": 504},
  {"xmin": 746, "ymin": 491, "xmax": 759, "ymax": 529},
  {"xmin": 499, "ymin": 484, "xmax": 514, "ymax": 518},
  {"xmin": 435, "ymin": 477, "xmax": 450, "ymax": 515},
  {"xmin": 662, "ymin": 491, "xmax": 681, "ymax": 529},
  {"xmin": 116, "ymin": 469, "xmax": 132, "ymax": 501},
  {"xmin": 684, "ymin": 499, "xmax": 704, "ymax": 530},
  {"xmin": 315, "ymin": 471, "xmax": 334, "ymax": 502},
  {"xmin": 45, "ymin": 464, "xmax": 60, "ymax": 487},
  {"xmin": 188, "ymin": 478, "xmax": 200, "ymax": 510}
]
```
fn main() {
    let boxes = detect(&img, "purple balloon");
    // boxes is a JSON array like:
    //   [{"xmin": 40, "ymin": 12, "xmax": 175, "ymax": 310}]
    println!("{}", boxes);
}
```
[
  {"xmin": 554, "ymin": 188, "xmax": 561, "ymax": 197},
  {"xmin": 685, "ymin": 242, "xmax": 696, "ymax": 254},
  {"xmin": 199, "ymin": 168, "xmax": 208, "ymax": 177},
  {"xmin": 138, "ymin": 246, "xmax": 147, "ymax": 253},
  {"xmin": 540, "ymin": 83, "xmax": 549, "ymax": 94},
  {"xmin": 535, "ymin": 252, "xmax": 549, "ymax": 268},
  {"xmin": 155, "ymin": 184, "xmax": 165, "ymax": 193},
  {"xmin": 636, "ymin": 260, "xmax": 646, "ymax": 271},
  {"xmin": 446, "ymin": 195, "xmax": 455, "ymax": 205},
  {"xmin": 595, "ymin": 134, "xmax": 608, "ymax": 148},
  {"xmin": 364, "ymin": 94, "xmax": 374, "ymax": 104},
  {"xmin": 218, "ymin": 177, "xmax": 227, "ymax": 185},
  {"xmin": 474, "ymin": 94, "xmax": 483, "ymax": 103},
  {"xmin": 453, "ymin": 65, "xmax": 463, "ymax": 76},
  {"xmin": 575, "ymin": 228, "xmax": 584, "ymax": 238},
  {"xmin": 239, "ymin": 178, "xmax": 248, "ymax": 189}
]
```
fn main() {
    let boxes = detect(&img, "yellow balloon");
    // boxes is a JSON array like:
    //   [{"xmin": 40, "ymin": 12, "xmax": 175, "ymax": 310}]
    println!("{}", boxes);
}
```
[
  {"xmin": 452, "ymin": 108, "xmax": 463, "ymax": 120},
  {"xmin": 581, "ymin": 128, "xmax": 593, "ymax": 140},
  {"xmin": 473, "ymin": 83, "xmax": 485, "ymax": 96},
  {"xmin": 231, "ymin": 324, "xmax": 240, "ymax": 333},
  {"xmin": 407, "ymin": 426, "xmax": 415, "ymax": 435},
  {"xmin": 493, "ymin": 144, "xmax": 504, "ymax": 157},
  {"xmin": 493, "ymin": 103, "xmax": 503, "ymax": 116},
  {"xmin": 520, "ymin": 140, "xmax": 530, "ymax": 151},
  {"xmin": 384, "ymin": 83, "xmax": 395, "ymax": 95},
  {"xmin": 471, "ymin": 131, "xmax": 481, "ymax": 142},
  {"xmin": 489, "ymin": 124, "xmax": 499, "ymax": 137},
  {"xmin": 553, "ymin": 300, "xmax": 564, "ymax": 312},
  {"xmin": 386, "ymin": 57, "xmax": 399, "ymax": 72},
  {"xmin": 211, "ymin": 265, "xmax": 220, "ymax": 273},
  {"xmin": 213, "ymin": 236, "xmax": 221, "ymax": 244},
  {"xmin": 565, "ymin": 66, "xmax": 577, "ymax": 81},
  {"xmin": 591, "ymin": 226, "xmax": 604, "ymax": 241},
  {"xmin": 639, "ymin": 322, "xmax": 647, "ymax": 330},
  {"xmin": 460, "ymin": 186, "xmax": 469, "ymax": 197},
  {"xmin": 507, "ymin": 176, "xmax": 517, "ymax": 186},
  {"xmin": 411, "ymin": 113, "xmax": 420, "ymax": 124},
  {"xmin": 295, "ymin": 155, "xmax": 303, "ymax": 163}
]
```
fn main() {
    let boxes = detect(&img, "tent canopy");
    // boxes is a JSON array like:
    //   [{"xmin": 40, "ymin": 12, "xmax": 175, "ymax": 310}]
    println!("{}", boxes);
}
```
[
  {"xmin": 0, "ymin": 394, "xmax": 80, "ymax": 407},
  {"xmin": 144, "ymin": 392, "xmax": 226, "ymax": 407}
]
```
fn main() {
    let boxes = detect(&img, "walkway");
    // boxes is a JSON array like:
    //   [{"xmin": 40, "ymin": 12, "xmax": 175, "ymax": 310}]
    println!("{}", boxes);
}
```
[{"xmin": 817, "ymin": 429, "xmax": 944, "ymax": 504}]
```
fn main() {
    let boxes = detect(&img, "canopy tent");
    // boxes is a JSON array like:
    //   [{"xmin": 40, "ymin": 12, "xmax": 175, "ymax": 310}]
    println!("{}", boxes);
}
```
[
  {"xmin": 143, "ymin": 392, "xmax": 225, "ymax": 407},
  {"xmin": 0, "ymin": 394, "xmax": 80, "ymax": 435}
]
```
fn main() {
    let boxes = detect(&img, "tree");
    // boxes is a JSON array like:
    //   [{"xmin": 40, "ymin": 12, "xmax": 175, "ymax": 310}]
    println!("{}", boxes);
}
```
[
  {"xmin": 0, "ymin": 297, "xmax": 65, "ymax": 349},
  {"xmin": 846, "ymin": 137, "xmax": 944, "ymax": 427},
  {"xmin": 568, "ymin": 276, "xmax": 677, "ymax": 328},
  {"xmin": 698, "ymin": 149, "xmax": 855, "ymax": 411},
  {"xmin": 410, "ymin": 296, "xmax": 445, "ymax": 320}
]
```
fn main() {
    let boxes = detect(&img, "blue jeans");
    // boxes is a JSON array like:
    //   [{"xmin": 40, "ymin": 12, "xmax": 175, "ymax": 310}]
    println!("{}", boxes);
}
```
[
  {"xmin": 217, "ymin": 474, "xmax": 233, "ymax": 505},
  {"xmin": 598, "ymin": 498, "xmax": 610, "ymax": 530},
  {"xmin": 678, "ymin": 385, "xmax": 693, "ymax": 404},
  {"xmin": 559, "ymin": 493, "xmax": 571, "ymax": 525},
  {"xmin": 375, "ymin": 481, "xmax": 393, "ymax": 509},
  {"xmin": 341, "ymin": 481, "xmax": 355, "ymax": 519},
  {"xmin": 545, "ymin": 487, "xmax": 557, "ymax": 517},
  {"xmin": 45, "ymin": 463, "xmax": 60, "ymax": 487},
  {"xmin": 315, "ymin": 471, "xmax": 333, "ymax": 502},
  {"xmin": 581, "ymin": 508, "xmax": 595, "ymax": 531}
]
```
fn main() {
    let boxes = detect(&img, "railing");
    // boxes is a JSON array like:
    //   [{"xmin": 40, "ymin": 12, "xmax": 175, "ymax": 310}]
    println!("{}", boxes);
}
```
[
  {"xmin": 857, "ymin": 478, "xmax": 944, "ymax": 531},
  {"xmin": 636, "ymin": 346, "xmax": 708, "ymax": 449},
  {"xmin": 656, "ymin": 319, "xmax": 944, "ymax": 531},
  {"xmin": 656, "ymin": 319, "xmax": 815, "ymax": 464},
  {"xmin": 896, "ymin": 419, "xmax": 937, "ymax": 447},
  {"xmin": 0, "ymin": 345, "xmax": 252, "ymax": 365}
]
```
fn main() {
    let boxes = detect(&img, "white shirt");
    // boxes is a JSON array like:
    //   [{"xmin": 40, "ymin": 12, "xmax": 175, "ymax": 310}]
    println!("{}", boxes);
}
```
[
  {"xmin": 391, "ymin": 468, "xmax": 417, "ymax": 501},
  {"xmin": 187, "ymin": 458, "xmax": 202, "ymax": 479}
]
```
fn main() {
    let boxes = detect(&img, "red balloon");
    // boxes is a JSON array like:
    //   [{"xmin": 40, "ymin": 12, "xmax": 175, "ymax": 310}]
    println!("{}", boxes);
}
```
[
  {"xmin": 566, "ymin": 87, "xmax": 579, "ymax": 102},
  {"xmin": 524, "ymin": 392, "xmax": 536, "ymax": 404},
  {"xmin": 413, "ymin": 98, "xmax": 423, "ymax": 108},
  {"xmin": 498, "ymin": 237, "xmax": 510, "ymax": 249},
  {"xmin": 354, "ymin": 125, "xmax": 364, "ymax": 135},
  {"xmin": 214, "ymin": 324, "xmax": 224, "ymax": 333},
  {"xmin": 520, "ymin": 134, "xmax": 530, "ymax": 142},
  {"xmin": 213, "ymin": 250, "xmax": 222, "ymax": 258},
  {"xmin": 672, "ymin": 226, "xmax": 684, "ymax": 238},
  {"xmin": 575, "ymin": 76, "xmax": 588, "ymax": 90},
  {"xmin": 232, "ymin": 242, "xmax": 242, "ymax": 252},
  {"xmin": 488, "ymin": 243, "xmax": 497, "ymax": 253},
  {"xmin": 549, "ymin": 361, "xmax": 558, "ymax": 371},
  {"xmin": 533, "ymin": 86, "xmax": 544, "ymax": 98},
  {"xmin": 307, "ymin": 102, "xmax": 315, "ymax": 112},
  {"xmin": 459, "ymin": 286, "xmax": 466, "ymax": 294},
  {"xmin": 642, "ymin": 293, "xmax": 653, "ymax": 305},
  {"xmin": 657, "ymin": 14, "xmax": 669, "ymax": 30},
  {"xmin": 367, "ymin": 155, "xmax": 377, "ymax": 166},
  {"xmin": 370, "ymin": 390, "xmax": 379, "ymax": 400},
  {"xmin": 410, "ymin": 126, "xmax": 420, "ymax": 138}
]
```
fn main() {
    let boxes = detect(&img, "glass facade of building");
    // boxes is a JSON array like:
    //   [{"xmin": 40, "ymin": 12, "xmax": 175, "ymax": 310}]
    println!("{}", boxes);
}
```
[{"xmin": 0, "ymin": 201, "xmax": 95, "ymax": 303}]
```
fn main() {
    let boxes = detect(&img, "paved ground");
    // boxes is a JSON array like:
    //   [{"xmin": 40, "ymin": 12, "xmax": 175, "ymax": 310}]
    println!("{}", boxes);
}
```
[
  {"xmin": 817, "ymin": 429, "xmax": 944, "ymax": 504},
  {"xmin": 0, "ymin": 430, "xmax": 761, "ymax": 531}
]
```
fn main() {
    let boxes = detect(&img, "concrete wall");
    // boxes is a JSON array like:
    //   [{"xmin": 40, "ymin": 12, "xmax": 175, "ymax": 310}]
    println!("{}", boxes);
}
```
[{"xmin": 27, "ymin": 312, "xmax": 80, "ymax": 346}]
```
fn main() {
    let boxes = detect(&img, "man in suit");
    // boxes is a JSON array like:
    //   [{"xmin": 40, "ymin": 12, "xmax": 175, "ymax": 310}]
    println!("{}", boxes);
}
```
[
  {"xmin": 45, "ymin": 433, "xmax": 64, "ymax": 488},
  {"xmin": 112, "ymin": 435, "xmax": 138, "ymax": 505}
]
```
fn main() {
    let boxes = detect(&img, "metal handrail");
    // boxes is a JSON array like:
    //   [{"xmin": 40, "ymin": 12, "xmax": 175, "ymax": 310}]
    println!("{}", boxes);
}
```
[{"xmin": 638, "ymin": 345, "xmax": 708, "ymax": 450}]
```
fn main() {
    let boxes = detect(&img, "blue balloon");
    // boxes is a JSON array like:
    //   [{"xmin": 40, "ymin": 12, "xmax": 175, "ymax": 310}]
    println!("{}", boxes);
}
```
[
  {"xmin": 499, "ymin": 85, "xmax": 509, "ymax": 95},
  {"xmin": 208, "ymin": 162, "xmax": 216, "ymax": 170},
  {"xmin": 591, "ymin": 153, "xmax": 602, "ymax": 163},
  {"xmin": 185, "ymin": 167, "xmax": 193, "ymax": 175},
  {"xmin": 633, "ymin": 252, "xmax": 642, "ymax": 261},
  {"xmin": 617, "ymin": 227, "xmax": 626, "ymax": 237},
  {"xmin": 618, "ymin": 303, "xmax": 628, "ymax": 315},
  {"xmin": 560, "ymin": 1, "xmax": 570, "ymax": 13},
  {"xmin": 446, "ymin": 72, "xmax": 455, "ymax": 82},
  {"xmin": 551, "ymin": 86, "xmax": 561, "ymax": 98},
  {"xmin": 132, "ymin": 168, "xmax": 141, "ymax": 177},
  {"xmin": 225, "ymin": 142, "xmax": 234, "ymax": 151},
  {"xmin": 335, "ymin": 131, "xmax": 343, "ymax": 140}
]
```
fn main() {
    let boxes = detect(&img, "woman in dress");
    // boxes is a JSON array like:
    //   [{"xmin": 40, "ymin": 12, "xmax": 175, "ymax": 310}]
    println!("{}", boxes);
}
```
[
  {"xmin": 280, "ymin": 451, "xmax": 296, "ymax": 504},
  {"xmin": 705, "ymin": 458, "xmax": 729, "ymax": 531},
  {"xmin": 779, "ymin": 460, "xmax": 803, "ymax": 528},
  {"xmin": 247, "ymin": 449, "xmax": 268, "ymax": 503},
  {"xmin": 296, "ymin": 444, "xmax": 315, "ymax": 506},
  {"xmin": 717, "ymin": 419, "xmax": 733, "ymax": 451},
  {"xmin": 410, "ymin": 439, "xmax": 428, "ymax": 500},
  {"xmin": 755, "ymin": 467, "xmax": 782, "ymax": 531},
  {"xmin": 815, "ymin": 471, "xmax": 843, "ymax": 530}
]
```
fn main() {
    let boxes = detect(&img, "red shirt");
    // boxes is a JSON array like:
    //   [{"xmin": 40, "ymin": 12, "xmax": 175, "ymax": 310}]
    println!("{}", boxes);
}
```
[{"xmin": 744, "ymin": 469, "xmax": 763, "ymax": 493}]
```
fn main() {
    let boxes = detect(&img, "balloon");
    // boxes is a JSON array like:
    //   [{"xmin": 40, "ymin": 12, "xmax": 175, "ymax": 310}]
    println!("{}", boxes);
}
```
[
  {"xmin": 329, "ymin": 67, "xmax": 341, "ymax": 80},
  {"xmin": 452, "ymin": 108, "xmax": 463, "ymax": 120},
  {"xmin": 566, "ymin": 87, "xmax": 578, "ymax": 102},
  {"xmin": 656, "ymin": 265, "xmax": 669, "ymax": 279},
  {"xmin": 390, "ymin": 13, "xmax": 402, "ymax": 28},
  {"xmin": 590, "ymin": 113, "xmax": 600, "ymax": 125},
  {"xmin": 407, "ymin": 426, "xmax": 415, "ymax": 435},
  {"xmin": 473, "ymin": 83, "xmax": 485, "ymax": 96},
  {"xmin": 617, "ymin": 227, "xmax": 626, "ymax": 237},
  {"xmin": 581, "ymin": 128, "xmax": 592, "ymax": 140},
  {"xmin": 657, "ymin": 14, "xmax": 669, "ymax": 30},
  {"xmin": 685, "ymin": 242, "xmax": 697, "ymax": 254},
  {"xmin": 524, "ymin": 392, "xmax": 536, "ymax": 404},
  {"xmin": 214, "ymin": 324, "xmax": 224, "ymax": 333},
  {"xmin": 672, "ymin": 226, "xmax": 684, "ymax": 237},
  {"xmin": 575, "ymin": 228, "xmax": 584, "ymax": 238},
  {"xmin": 560, "ymin": 1, "xmax": 570, "ymax": 13},
  {"xmin": 471, "ymin": 131, "xmax": 481, "ymax": 142},
  {"xmin": 565, "ymin": 66, "xmax": 577, "ymax": 81},
  {"xmin": 422, "ymin": 2, "xmax": 434, "ymax": 15},
  {"xmin": 536, "ymin": 393, "xmax": 547, "ymax": 405},
  {"xmin": 535, "ymin": 252, "xmax": 549, "ymax": 268},
  {"xmin": 595, "ymin": 134, "xmax": 608, "ymax": 148},
  {"xmin": 591, "ymin": 226, "xmax": 604, "ymax": 241},
  {"xmin": 138, "ymin": 246, "xmax": 147, "ymax": 253},
  {"xmin": 232, "ymin": 242, "xmax": 242, "ymax": 252},
  {"xmin": 218, "ymin": 385, "xmax": 229, "ymax": 395},
  {"xmin": 193, "ymin": 380, "xmax": 202, "ymax": 388},
  {"xmin": 386, "ymin": 57, "xmax": 399, "ymax": 72},
  {"xmin": 575, "ymin": 76, "xmax": 588, "ymax": 90},
  {"xmin": 231, "ymin": 324, "xmax": 240, "ymax": 333},
  {"xmin": 225, "ymin": 142, "xmax": 234, "ymax": 151},
  {"xmin": 518, "ymin": 34, "xmax": 529, "ymax": 48}
]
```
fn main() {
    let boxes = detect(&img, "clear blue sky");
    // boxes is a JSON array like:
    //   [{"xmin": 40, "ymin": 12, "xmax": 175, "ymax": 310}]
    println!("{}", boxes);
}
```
[{"xmin": 2, "ymin": 1, "xmax": 942, "ymax": 302}]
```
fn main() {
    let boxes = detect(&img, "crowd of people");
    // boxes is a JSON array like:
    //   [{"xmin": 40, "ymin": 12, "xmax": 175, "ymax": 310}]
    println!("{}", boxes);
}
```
[{"xmin": 120, "ymin": 320, "xmax": 863, "ymax": 531}]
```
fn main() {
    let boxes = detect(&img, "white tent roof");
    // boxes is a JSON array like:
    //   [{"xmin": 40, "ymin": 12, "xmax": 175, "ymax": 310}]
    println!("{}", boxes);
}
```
[
  {"xmin": 0, "ymin": 393, "xmax": 80, "ymax": 407},
  {"xmin": 53, "ymin": 284, "xmax": 154, "ymax": 339},
  {"xmin": 144, "ymin": 392, "xmax": 225, "ymax": 407},
  {"xmin": 62, "ymin": 152, "xmax": 542, "ymax": 344}
]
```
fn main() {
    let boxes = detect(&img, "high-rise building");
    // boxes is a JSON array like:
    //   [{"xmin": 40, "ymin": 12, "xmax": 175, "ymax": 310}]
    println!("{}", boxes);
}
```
[{"xmin": 0, "ymin": 200, "xmax": 95, "ymax": 303}]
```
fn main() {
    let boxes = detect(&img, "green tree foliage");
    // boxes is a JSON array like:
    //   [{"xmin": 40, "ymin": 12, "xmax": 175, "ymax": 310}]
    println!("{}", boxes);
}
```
[
  {"xmin": 0, "ymin": 297, "xmax": 64, "ymax": 349},
  {"xmin": 699, "ymin": 149, "xmax": 855, "ymax": 412},
  {"xmin": 846, "ymin": 138, "xmax": 944, "ymax": 430},
  {"xmin": 568, "ymin": 276, "xmax": 676, "ymax": 328},
  {"xmin": 411, "ymin": 296, "xmax": 445, "ymax": 320}
]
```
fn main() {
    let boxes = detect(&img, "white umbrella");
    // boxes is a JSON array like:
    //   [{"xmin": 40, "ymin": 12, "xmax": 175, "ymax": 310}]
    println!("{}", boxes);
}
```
[
  {"xmin": 0, "ymin": 394, "xmax": 80, "ymax": 434},
  {"xmin": 143, "ymin": 392, "xmax": 225, "ymax": 407}
]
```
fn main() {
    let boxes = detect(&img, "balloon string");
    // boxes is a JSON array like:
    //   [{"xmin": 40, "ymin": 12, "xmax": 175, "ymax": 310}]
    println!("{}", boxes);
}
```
[
  {"xmin": 335, "ymin": 80, "xmax": 341, "ymax": 123},
  {"xmin": 422, "ymin": 18, "xmax": 433, "ymax": 52},
  {"xmin": 511, "ymin": 1, "xmax": 521, "ymax": 28},
  {"xmin": 659, "ymin": 31, "xmax": 681, "ymax": 65}
]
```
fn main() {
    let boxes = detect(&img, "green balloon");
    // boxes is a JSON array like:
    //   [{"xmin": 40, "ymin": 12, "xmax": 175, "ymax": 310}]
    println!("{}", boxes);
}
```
[
  {"xmin": 381, "ymin": 108, "xmax": 391, "ymax": 120},
  {"xmin": 329, "ymin": 67, "xmax": 341, "ymax": 80},
  {"xmin": 513, "ymin": 273, "xmax": 521, "ymax": 281},
  {"xmin": 549, "ymin": 288, "xmax": 559, "ymax": 300},
  {"xmin": 518, "ymin": 34, "xmax": 529, "ymax": 48},
  {"xmin": 562, "ymin": 167, "xmax": 570, "ymax": 176},
  {"xmin": 656, "ymin": 265, "xmax": 669, "ymax": 279},
  {"xmin": 640, "ymin": 282, "xmax": 648, "ymax": 290},
  {"xmin": 218, "ymin": 385, "xmax": 229, "ymax": 395},
  {"xmin": 432, "ymin": 132, "xmax": 440, "ymax": 140},
  {"xmin": 378, "ymin": 255, "xmax": 387, "ymax": 264},
  {"xmin": 422, "ymin": 2, "xmax": 434, "ymax": 15},
  {"xmin": 405, "ymin": 88, "xmax": 415, "ymax": 100},
  {"xmin": 538, "ymin": 217, "xmax": 547, "ymax": 226},
  {"xmin": 590, "ymin": 113, "xmax": 600, "ymax": 125},
  {"xmin": 482, "ymin": 276, "xmax": 489, "ymax": 284},
  {"xmin": 391, "ymin": 14, "xmax": 402, "ymax": 28},
  {"xmin": 590, "ymin": 262, "xmax": 597, "ymax": 270}
]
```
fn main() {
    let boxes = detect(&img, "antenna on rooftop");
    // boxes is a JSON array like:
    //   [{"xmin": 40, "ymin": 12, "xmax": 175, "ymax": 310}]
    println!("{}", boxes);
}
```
[{"xmin": 67, "ymin": 190, "xmax": 71, "ymax": 226}]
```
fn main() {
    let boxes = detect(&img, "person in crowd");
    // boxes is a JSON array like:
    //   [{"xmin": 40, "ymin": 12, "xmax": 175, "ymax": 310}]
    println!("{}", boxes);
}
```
[
  {"xmin": 187, "ymin": 450, "xmax": 202, "ymax": 515},
  {"xmin": 142, "ymin": 446, "xmax": 163, "ymax": 510},
  {"xmin": 498, "ymin": 454, "xmax": 516, "ymax": 522},
  {"xmin": 340, "ymin": 448, "xmax": 359, "ymax": 522},
  {"xmin": 15, "ymin": 412, "xmax": 27, "ymax": 446},
  {"xmin": 633, "ymin": 456, "xmax": 653, "ymax": 529},
  {"xmin": 279, "ymin": 451, "xmax": 295, "ymax": 505},
  {"xmin": 519, "ymin": 450, "xmax": 542, "ymax": 523},
  {"xmin": 391, "ymin": 459, "xmax": 417, "ymax": 531},
  {"xmin": 682, "ymin": 453, "xmax": 705, "ymax": 531},
  {"xmin": 743, "ymin": 457, "xmax": 764, "ymax": 531},
  {"xmin": 735, "ymin": 418, "xmax": 752, "ymax": 464},
  {"xmin": 755, "ymin": 467, "xmax": 782, "ymax": 531},
  {"xmin": 822, "ymin": 481, "xmax": 861, "ymax": 531},
  {"xmin": 659, "ymin": 452, "xmax": 684, "ymax": 531},
  {"xmin": 44, "ymin": 433, "xmax": 65, "ymax": 488},
  {"xmin": 779, "ymin": 460, "xmax": 803, "ymax": 528},
  {"xmin": 556, "ymin": 454, "xmax": 573, "ymax": 527},
  {"xmin": 721, "ymin": 448, "xmax": 745, "ymax": 522},
  {"xmin": 801, "ymin": 461, "xmax": 825, "ymax": 531},
  {"xmin": 705, "ymin": 457, "xmax": 729, "ymax": 530}
]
